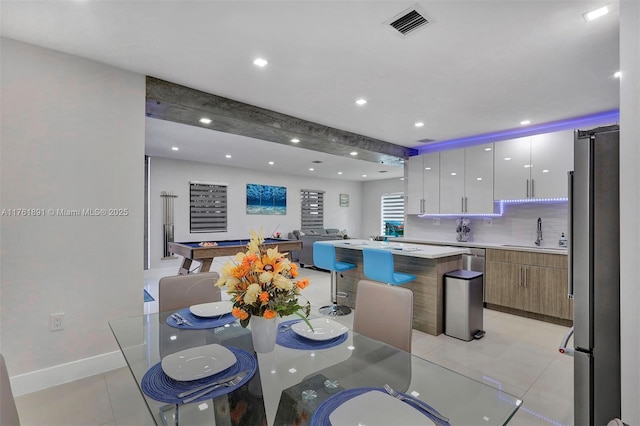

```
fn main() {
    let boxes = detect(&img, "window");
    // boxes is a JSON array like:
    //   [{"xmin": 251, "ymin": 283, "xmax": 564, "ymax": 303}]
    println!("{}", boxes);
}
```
[
  {"xmin": 190, "ymin": 182, "xmax": 227, "ymax": 233},
  {"xmin": 381, "ymin": 192, "xmax": 405, "ymax": 236},
  {"xmin": 300, "ymin": 189, "xmax": 324, "ymax": 230}
]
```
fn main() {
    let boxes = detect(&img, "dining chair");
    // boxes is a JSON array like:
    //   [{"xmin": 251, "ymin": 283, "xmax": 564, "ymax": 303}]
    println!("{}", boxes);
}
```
[
  {"xmin": 158, "ymin": 272, "xmax": 222, "ymax": 312},
  {"xmin": 353, "ymin": 279, "xmax": 414, "ymax": 352},
  {"xmin": 362, "ymin": 248, "xmax": 417, "ymax": 286},
  {"xmin": 313, "ymin": 242, "xmax": 356, "ymax": 316},
  {"xmin": 1, "ymin": 354, "xmax": 20, "ymax": 426}
]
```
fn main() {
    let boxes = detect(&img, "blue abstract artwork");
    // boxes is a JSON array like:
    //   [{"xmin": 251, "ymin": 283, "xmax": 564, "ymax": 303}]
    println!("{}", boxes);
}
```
[{"xmin": 246, "ymin": 184, "xmax": 287, "ymax": 215}]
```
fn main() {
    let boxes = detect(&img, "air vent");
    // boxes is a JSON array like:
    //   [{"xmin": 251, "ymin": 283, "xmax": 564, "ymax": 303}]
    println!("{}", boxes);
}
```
[{"xmin": 386, "ymin": 5, "xmax": 431, "ymax": 37}]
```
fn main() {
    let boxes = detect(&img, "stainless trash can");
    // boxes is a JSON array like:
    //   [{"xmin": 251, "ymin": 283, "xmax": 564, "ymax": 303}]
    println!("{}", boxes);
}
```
[{"xmin": 444, "ymin": 270, "xmax": 484, "ymax": 341}]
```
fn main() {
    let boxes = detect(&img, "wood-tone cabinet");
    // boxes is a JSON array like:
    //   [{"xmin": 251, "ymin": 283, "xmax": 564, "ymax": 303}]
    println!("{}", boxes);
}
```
[
  {"xmin": 485, "ymin": 248, "xmax": 572, "ymax": 320},
  {"xmin": 406, "ymin": 153, "xmax": 440, "ymax": 214},
  {"xmin": 439, "ymin": 143, "xmax": 495, "ymax": 214},
  {"xmin": 494, "ymin": 129, "xmax": 574, "ymax": 200}
]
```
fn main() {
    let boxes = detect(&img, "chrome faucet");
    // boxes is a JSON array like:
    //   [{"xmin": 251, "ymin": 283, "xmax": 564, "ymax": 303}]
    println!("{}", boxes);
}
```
[{"xmin": 535, "ymin": 217, "xmax": 543, "ymax": 246}]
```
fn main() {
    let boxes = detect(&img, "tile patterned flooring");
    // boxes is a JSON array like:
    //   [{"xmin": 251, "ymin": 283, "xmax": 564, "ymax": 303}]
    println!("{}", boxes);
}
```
[{"xmin": 14, "ymin": 263, "xmax": 574, "ymax": 425}]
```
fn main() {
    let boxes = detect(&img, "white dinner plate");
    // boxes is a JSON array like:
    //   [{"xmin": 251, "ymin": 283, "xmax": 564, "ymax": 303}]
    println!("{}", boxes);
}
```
[
  {"xmin": 161, "ymin": 344, "xmax": 236, "ymax": 381},
  {"xmin": 291, "ymin": 318, "xmax": 348, "ymax": 341},
  {"xmin": 189, "ymin": 301, "xmax": 233, "ymax": 318},
  {"xmin": 329, "ymin": 390, "xmax": 436, "ymax": 426}
]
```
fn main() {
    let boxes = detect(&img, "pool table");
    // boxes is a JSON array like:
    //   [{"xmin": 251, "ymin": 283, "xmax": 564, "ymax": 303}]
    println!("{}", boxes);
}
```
[{"xmin": 168, "ymin": 239, "xmax": 303, "ymax": 275}]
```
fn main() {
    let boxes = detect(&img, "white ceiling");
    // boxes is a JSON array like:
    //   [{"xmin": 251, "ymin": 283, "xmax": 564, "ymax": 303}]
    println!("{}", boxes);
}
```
[{"xmin": 0, "ymin": 0, "xmax": 620, "ymax": 181}]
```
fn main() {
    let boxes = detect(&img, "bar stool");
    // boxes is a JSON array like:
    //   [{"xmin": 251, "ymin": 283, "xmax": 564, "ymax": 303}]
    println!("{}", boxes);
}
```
[
  {"xmin": 362, "ymin": 248, "xmax": 417, "ymax": 285},
  {"xmin": 313, "ymin": 242, "xmax": 356, "ymax": 316}
]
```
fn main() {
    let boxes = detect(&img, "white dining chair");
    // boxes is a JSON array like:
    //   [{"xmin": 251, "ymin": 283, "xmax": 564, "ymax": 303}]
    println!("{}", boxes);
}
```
[
  {"xmin": 353, "ymin": 279, "xmax": 414, "ymax": 352},
  {"xmin": 1, "ymin": 354, "xmax": 20, "ymax": 426},
  {"xmin": 158, "ymin": 272, "xmax": 222, "ymax": 312}
]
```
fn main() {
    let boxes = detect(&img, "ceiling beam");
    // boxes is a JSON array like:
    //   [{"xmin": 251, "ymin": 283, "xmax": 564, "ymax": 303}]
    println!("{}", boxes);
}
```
[{"xmin": 146, "ymin": 76, "xmax": 417, "ymax": 167}]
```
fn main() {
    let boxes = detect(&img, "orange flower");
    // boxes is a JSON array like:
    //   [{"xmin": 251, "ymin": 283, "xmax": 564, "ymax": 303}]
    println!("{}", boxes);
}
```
[
  {"xmin": 296, "ymin": 277, "xmax": 310, "ymax": 289},
  {"xmin": 290, "ymin": 262, "xmax": 299, "ymax": 277},
  {"xmin": 263, "ymin": 309, "xmax": 277, "ymax": 319},
  {"xmin": 232, "ymin": 307, "xmax": 249, "ymax": 320},
  {"xmin": 259, "ymin": 291, "xmax": 270, "ymax": 303},
  {"xmin": 242, "ymin": 253, "xmax": 258, "ymax": 267},
  {"xmin": 231, "ymin": 263, "xmax": 249, "ymax": 279}
]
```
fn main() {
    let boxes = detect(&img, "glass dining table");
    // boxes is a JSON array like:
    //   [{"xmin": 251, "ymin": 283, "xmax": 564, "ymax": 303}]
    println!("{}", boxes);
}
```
[{"xmin": 109, "ymin": 312, "xmax": 522, "ymax": 426}]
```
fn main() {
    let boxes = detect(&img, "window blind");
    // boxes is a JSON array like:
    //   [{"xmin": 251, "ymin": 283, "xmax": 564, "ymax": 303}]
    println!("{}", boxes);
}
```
[
  {"xmin": 190, "ymin": 182, "xmax": 227, "ymax": 233},
  {"xmin": 300, "ymin": 189, "xmax": 324, "ymax": 230},
  {"xmin": 381, "ymin": 192, "xmax": 405, "ymax": 235}
]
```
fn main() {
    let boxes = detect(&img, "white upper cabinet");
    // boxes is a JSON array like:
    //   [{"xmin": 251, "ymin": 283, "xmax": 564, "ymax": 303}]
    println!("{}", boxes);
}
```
[
  {"xmin": 406, "ymin": 153, "xmax": 440, "ymax": 214},
  {"xmin": 494, "ymin": 130, "xmax": 573, "ymax": 200},
  {"xmin": 465, "ymin": 143, "xmax": 495, "ymax": 213},
  {"xmin": 440, "ymin": 143, "xmax": 495, "ymax": 214},
  {"xmin": 530, "ymin": 130, "xmax": 574, "ymax": 199}
]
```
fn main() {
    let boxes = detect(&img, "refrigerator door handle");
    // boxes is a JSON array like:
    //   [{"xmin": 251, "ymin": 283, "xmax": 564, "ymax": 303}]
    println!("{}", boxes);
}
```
[
  {"xmin": 567, "ymin": 171, "xmax": 574, "ymax": 299},
  {"xmin": 526, "ymin": 179, "xmax": 529, "ymax": 198}
]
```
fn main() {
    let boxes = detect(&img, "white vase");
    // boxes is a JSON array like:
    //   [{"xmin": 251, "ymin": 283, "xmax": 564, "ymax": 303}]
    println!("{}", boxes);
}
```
[{"xmin": 250, "ymin": 315, "xmax": 278, "ymax": 353}]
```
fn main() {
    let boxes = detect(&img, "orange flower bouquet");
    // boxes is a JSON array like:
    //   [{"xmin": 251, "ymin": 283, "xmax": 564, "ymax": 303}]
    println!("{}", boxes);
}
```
[{"xmin": 216, "ymin": 229, "xmax": 311, "ymax": 327}]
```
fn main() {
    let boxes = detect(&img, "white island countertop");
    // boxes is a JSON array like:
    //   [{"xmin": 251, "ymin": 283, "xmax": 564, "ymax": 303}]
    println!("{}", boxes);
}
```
[
  {"xmin": 389, "ymin": 237, "xmax": 568, "ymax": 255},
  {"xmin": 314, "ymin": 239, "xmax": 470, "ymax": 259}
]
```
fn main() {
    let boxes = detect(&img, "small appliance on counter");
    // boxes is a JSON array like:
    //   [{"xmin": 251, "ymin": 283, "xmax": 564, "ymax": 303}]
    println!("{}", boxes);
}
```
[{"xmin": 456, "ymin": 218, "xmax": 471, "ymax": 242}]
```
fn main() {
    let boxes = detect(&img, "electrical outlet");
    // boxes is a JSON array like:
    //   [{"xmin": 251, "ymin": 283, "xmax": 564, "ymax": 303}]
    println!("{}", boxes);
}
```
[
  {"xmin": 484, "ymin": 218, "xmax": 493, "ymax": 227},
  {"xmin": 50, "ymin": 313, "xmax": 64, "ymax": 331},
  {"xmin": 433, "ymin": 218, "xmax": 440, "ymax": 225}
]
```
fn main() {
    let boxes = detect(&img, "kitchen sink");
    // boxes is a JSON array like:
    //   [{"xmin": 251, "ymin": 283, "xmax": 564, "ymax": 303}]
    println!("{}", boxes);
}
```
[{"xmin": 501, "ymin": 244, "xmax": 567, "ymax": 251}]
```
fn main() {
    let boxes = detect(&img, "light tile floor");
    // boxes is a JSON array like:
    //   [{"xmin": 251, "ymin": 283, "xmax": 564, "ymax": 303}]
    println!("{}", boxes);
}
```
[{"xmin": 14, "ymin": 261, "xmax": 574, "ymax": 425}]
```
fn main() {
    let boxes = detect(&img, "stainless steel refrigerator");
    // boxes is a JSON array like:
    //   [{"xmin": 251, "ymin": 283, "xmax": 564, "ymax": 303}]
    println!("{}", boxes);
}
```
[{"xmin": 567, "ymin": 124, "xmax": 621, "ymax": 425}]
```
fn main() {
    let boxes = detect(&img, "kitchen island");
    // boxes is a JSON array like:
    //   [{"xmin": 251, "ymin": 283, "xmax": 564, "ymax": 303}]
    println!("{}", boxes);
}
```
[{"xmin": 314, "ymin": 240, "xmax": 469, "ymax": 336}]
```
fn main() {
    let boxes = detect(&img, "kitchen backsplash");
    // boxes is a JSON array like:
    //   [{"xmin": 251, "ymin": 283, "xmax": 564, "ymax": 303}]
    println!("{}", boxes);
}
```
[{"xmin": 405, "ymin": 201, "xmax": 568, "ymax": 248}]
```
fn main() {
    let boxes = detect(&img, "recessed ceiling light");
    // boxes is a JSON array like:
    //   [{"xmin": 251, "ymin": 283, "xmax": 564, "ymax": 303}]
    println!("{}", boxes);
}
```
[
  {"xmin": 199, "ymin": 118, "xmax": 212, "ymax": 124},
  {"xmin": 451, "ymin": 172, "xmax": 457, "ymax": 176},
  {"xmin": 268, "ymin": 161, "xmax": 274, "ymax": 165},
  {"xmin": 584, "ymin": 5, "xmax": 609, "ymax": 21},
  {"xmin": 400, "ymin": 177, "xmax": 405, "ymax": 181},
  {"xmin": 291, "ymin": 138, "xmax": 300, "ymax": 143},
  {"xmin": 355, "ymin": 98, "xmax": 367, "ymax": 106},
  {"xmin": 520, "ymin": 120, "xmax": 531, "ymax": 125},
  {"xmin": 542, "ymin": 169, "xmax": 550, "ymax": 173},
  {"xmin": 225, "ymin": 154, "xmax": 232, "ymax": 159},
  {"xmin": 350, "ymin": 151, "xmax": 358, "ymax": 156},
  {"xmin": 362, "ymin": 174, "xmax": 367, "ymax": 177},
  {"xmin": 253, "ymin": 58, "xmax": 268, "ymax": 67},
  {"xmin": 414, "ymin": 122, "xmax": 425, "ymax": 127},
  {"xmin": 399, "ymin": 160, "xmax": 405, "ymax": 163},
  {"xmin": 171, "ymin": 147, "xmax": 179, "ymax": 151},
  {"xmin": 477, "ymin": 177, "xmax": 483, "ymax": 181},
  {"xmin": 425, "ymin": 167, "xmax": 431, "ymax": 170},
  {"xmin": 309, "ymin": 168, "xmax": 314, "ymax": 171},
  {"xmin": 338, "ymin": 172, "xmax": 343, "ymax": 175},
  {"xmin": 614, "ymin": 71, "xmax": 622, "ymax": 78},
  {"xmin": 484, "ymin": 147, "xmax": 492, "ymax": 151},
  {"xmin": 504, "ymin": 157, "xmax": 512, "ymax": 161}
]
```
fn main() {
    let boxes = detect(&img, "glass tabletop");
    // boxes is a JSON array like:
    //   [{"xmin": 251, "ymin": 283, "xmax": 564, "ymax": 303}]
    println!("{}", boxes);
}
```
[{"xmin": 109, "ymin": 312, "xmax": 522, "ymax": 425}]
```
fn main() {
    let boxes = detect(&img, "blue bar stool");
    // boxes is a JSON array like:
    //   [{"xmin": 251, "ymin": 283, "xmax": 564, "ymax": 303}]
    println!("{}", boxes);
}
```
[
  {"xmin": 313, "ymin": 242, "xmax": 356, "ymax": 316},
  {"xmin": 362, "ymin": 248, "xmax": 417, "ymax": 285}
]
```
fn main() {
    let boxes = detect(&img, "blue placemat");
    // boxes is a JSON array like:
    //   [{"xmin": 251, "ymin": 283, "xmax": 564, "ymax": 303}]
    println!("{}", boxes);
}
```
[
  {"xmin": 310, "ymin": 387, "xmax": 450, "ymax": 426},
  {"xmin": 166, "ymin": 308, "xmax": 238, "ymax": 329},
  {"xmin": 141, "ymin": 346, "xmax": 257, "ymax": 404},
  {"xmin": 276, "ymin": 320, "xmax": 348, "ymax": 350}
]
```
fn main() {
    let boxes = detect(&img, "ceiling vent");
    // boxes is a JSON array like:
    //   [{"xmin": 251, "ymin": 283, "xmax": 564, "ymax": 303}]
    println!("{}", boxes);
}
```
[{"xmin": 386, "ymin": 5, "xmax": 431, "ymax": 37}]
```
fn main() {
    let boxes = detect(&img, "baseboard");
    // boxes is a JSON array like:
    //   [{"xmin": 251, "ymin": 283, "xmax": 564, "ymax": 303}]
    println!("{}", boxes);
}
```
[{"xmin": 10, "ymin": 351, "xmax": 126, "ymax": 396}]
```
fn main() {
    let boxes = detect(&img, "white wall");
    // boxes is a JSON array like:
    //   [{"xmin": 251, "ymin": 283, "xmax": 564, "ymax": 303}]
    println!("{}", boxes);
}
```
[
  {"xmin": 0, "ymin": 38, "xmax": 144, "ymax": 391},
  {"xmin": 619, "ymin": 1, "xmax": 640, "ymax": 423},
  {"xmin": 406, "ymin": 202, "xmax": 568, "ymax": 247},
  {"xmin": 361, "ymin": 177, "xmax": 405, "ymax": 238},
  {"xmin": 149, "ymin": 157, "xmax": 364, "ymax": 269}
]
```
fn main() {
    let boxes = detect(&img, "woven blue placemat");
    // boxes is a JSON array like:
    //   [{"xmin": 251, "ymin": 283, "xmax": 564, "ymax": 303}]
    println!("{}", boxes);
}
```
[
  {"xmin": 310, "ymin": 387, "xmax": 450, "ymax": 426},
  {"xmin": 141, "ymin": 346, "xmax": 256, "ymax": 404},
  {"xmin": 276, "ymin": 320, "xmax": 348, "ymax": 350},
  {"xmin": 166, "ymin": 308, "xmax": 238, "ymax": 329}
]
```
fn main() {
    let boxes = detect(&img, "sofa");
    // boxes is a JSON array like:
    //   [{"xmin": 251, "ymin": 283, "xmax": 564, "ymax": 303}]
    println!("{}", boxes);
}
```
[{"xmin": 288, "ymin": 228, "xmax": 349, "ymax": 267}]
